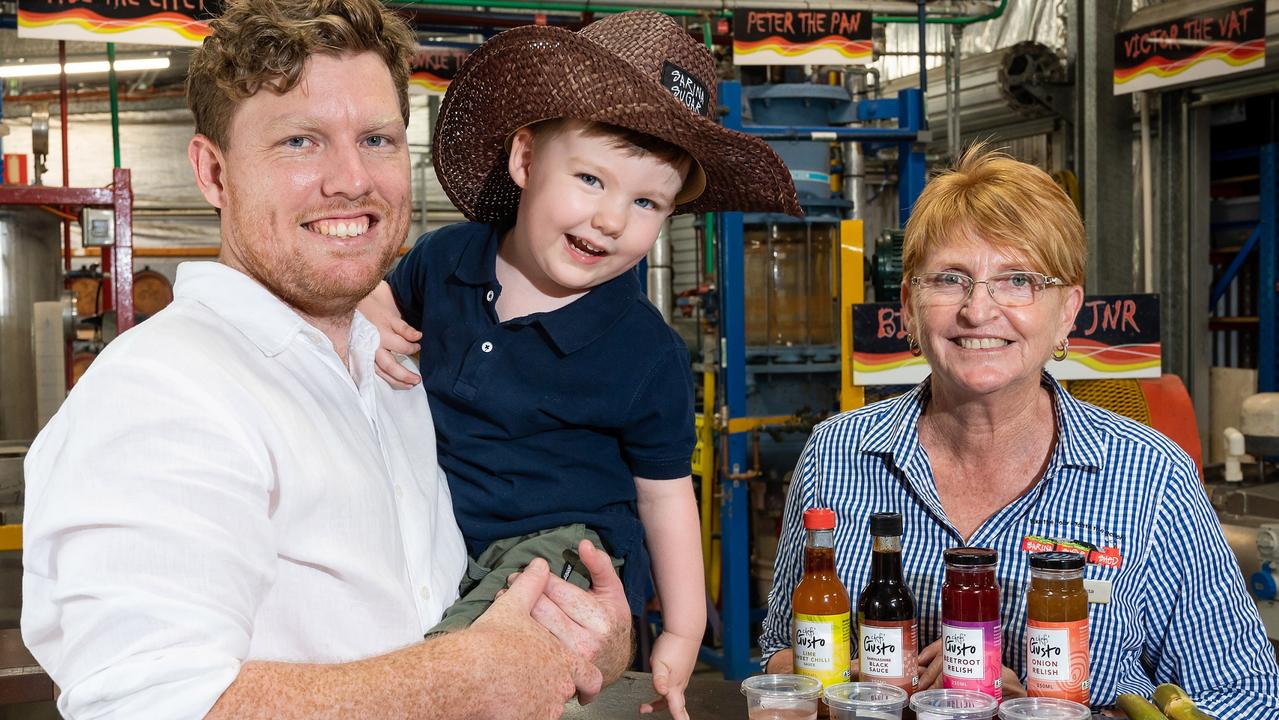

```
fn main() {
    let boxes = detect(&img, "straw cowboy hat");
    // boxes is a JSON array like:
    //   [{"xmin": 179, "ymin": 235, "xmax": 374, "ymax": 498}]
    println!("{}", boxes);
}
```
[{"xmin": 432, "ymin": 10, "xmax": 802, "ymax": 223}]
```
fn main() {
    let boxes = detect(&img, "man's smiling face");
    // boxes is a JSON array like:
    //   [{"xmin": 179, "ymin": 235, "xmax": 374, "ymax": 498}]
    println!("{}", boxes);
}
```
[{"xmin": 208, "ymin": 50, "xmax": 410, "ymax": 319}]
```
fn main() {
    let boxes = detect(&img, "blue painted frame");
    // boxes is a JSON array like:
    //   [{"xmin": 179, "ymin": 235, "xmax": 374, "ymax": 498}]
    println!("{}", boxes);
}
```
[
  {"xmin": 1259, "ymin": 144, "xmax": 1276, "ymax": 392},
  {"xmin": 700, "ymin": 80, "xmax": 926, "ymax": 680}
]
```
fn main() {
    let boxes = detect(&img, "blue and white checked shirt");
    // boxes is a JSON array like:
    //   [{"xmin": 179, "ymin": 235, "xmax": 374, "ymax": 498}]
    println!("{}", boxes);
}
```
[{"xmin": 760, "ymin": 373, "xmax": 1279, "ymax": 717}]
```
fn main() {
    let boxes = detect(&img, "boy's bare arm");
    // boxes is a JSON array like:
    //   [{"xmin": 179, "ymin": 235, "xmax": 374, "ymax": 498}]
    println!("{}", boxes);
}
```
[
  {"xmin": 357, "ymin": 280, "xmax": 424, "ymax": 388},
  {"xmin": 206, "ymin": 559, "xmax": 597, "ymax": 720},
  {"xmin": 636, "ymin": 475, "xmax": 705, "ymax": 719}
]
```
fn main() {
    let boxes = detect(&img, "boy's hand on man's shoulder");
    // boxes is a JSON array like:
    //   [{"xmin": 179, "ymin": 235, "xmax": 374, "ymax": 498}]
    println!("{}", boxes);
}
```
[
  {"xmin": 374, "ymin": 343, "xmax": 423, "ymax": 389},
  {"xmin": 357, "ymin": 280, "xmax": 424, "ymax": 389}
]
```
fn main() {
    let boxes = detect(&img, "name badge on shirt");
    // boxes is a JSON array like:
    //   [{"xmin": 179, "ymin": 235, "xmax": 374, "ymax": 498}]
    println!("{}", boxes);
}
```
[
  {"xmin": 1021, "ymin": 534, "xmax": 1124, "ymax": 569},
  {"xmin": 1084, "ymin": 579, "xmax": 1113, "ymax": 605}
]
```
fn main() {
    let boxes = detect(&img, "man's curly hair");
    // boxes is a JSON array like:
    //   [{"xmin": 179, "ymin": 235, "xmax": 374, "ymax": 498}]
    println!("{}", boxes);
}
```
[{"xmin": 186, "ymin": 0, "xmax": 418, "ymax": 149}]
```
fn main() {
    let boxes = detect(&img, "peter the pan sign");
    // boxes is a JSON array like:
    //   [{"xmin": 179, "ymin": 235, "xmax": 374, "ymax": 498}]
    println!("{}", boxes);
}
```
[
  {"xmin": 732, "ymin": 8, "xmax": 872, "ymax": 66},
  {"xmin": 1114, "ymin": 0, "xmax": 1265, "ymax": 94}
]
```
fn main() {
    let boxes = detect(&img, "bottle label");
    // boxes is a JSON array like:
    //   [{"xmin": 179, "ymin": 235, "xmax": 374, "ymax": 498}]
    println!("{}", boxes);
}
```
[
  {"xmin": 1026, "ymin": 618, "xmax": 1090, "ymax": 703},
  {"xmin": 794, "ymin": 612, "xmax": 852, "ymax": 686},
  {"xmin": 942, "ymin": 619, "xmax": 1002, "ymax": 701},
  {"xmin": 858, "ymin": 617, "xmax": 919, "ymax": 693}
]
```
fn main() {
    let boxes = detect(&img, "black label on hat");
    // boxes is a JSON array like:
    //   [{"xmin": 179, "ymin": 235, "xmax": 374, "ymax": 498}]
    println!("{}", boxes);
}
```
[{"xmin": 662, "ymin": 61, "xmax": 710, "ymax": 117}]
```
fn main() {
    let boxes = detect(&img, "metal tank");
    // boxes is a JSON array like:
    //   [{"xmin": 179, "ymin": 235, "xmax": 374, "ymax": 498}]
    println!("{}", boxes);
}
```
[
  {"xmin": 0, "ymin": 207, "xmax": 62, "ymax": 441},
  {"xmin": 742, "ymin": 82, "xmax": 851, "ymax": 362}
]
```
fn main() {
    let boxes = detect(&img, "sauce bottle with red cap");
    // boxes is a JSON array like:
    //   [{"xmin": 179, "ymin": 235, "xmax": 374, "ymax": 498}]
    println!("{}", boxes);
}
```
[{"xmin": 792, "ymin": 508, "xmax": 852, "ymax": 691}]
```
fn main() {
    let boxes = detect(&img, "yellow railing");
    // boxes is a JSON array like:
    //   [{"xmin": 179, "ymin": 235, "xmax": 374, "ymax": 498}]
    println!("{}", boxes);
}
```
[
  {"xmin": 839, "ymin": 219, "xmax": 866, "ymax": 412},
  {"xmin": 0, "ymin": 524, "xmax": 21, "ymax": 552}
]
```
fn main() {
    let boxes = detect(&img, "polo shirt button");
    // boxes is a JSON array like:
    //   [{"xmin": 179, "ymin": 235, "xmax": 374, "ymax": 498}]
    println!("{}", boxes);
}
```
[
  {"xmin": 394, "ymin": 485, "xmax": 404, "ymax": 499},
  {"xmin": 420, "ymin": 585, "xmax": 431, "ymax": 601},
  {"xmin": 481, "ymin": 341, "xmax": 494, "ymax": 353},
  {"xmin": 486, "ymin": 290, "xmax": 495, "ymax": 302}
]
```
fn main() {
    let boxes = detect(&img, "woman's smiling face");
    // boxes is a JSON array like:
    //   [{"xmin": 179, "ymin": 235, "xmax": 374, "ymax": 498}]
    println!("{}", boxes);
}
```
[{"xmin": 902, "ymin": 231, "xmax": 1083, "ymax": 400}]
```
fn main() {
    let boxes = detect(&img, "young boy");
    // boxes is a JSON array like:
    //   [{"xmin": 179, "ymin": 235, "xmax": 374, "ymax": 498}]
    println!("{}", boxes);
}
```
[{"xmin": 359, "ymin": 11, "xmax": 799, "ymax": 717}]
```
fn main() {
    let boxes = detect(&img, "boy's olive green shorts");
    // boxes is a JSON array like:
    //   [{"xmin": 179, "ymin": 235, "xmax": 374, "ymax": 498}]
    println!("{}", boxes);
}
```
[{"xmin": 427, "ymin": 523, "xmax": 624, "ymax": 636}]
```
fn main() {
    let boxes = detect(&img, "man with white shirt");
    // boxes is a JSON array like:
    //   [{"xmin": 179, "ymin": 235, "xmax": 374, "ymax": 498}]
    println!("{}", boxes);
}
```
[{"xmin": 20, "ymin": 0, "xmax": 632, "ymax": 717}]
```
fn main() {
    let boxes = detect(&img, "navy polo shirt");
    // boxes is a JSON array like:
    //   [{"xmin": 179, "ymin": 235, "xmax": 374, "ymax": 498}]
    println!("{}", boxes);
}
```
[{"xmin": 386, "ymin": 221, "xmax": 695, "ymax": 614}]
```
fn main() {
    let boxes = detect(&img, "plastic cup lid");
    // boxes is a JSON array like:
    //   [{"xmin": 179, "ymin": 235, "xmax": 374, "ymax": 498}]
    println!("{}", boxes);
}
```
[
  {"xmin": 910, "ymin": 689, "xmax": 1000, "ymax": 718},
  {"xmin": 824, "ymin": 682, "xmax": 909, "ymax": 711},
  {"xmin": 997, "ymin": 697, "xmax": 1091, "ymax": 720},
  {"xmin": 740, "ymin": 674, "xmax": 824, "ymax": 700}
]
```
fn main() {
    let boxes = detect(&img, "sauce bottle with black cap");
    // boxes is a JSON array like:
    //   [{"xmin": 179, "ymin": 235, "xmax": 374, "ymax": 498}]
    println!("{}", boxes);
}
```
[{"xmin": 856, "ymin": 511, "xmax": 919, "ymax": 695}]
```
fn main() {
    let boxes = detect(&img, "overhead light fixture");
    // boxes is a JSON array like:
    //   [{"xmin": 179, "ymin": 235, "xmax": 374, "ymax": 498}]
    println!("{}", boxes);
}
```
[{"xmin": 0, "ymin": 57, "xmax": 170, "ymax": 79}]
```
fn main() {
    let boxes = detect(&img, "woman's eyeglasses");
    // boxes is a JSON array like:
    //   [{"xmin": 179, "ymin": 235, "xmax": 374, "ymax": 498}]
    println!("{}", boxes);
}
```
[{"xmin": 910, "ymin": 271, "xmax": 1063, "ymax": 307}]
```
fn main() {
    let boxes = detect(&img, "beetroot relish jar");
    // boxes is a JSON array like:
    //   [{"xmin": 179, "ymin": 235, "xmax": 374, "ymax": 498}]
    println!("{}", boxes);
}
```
[{"xmin": 940, "ymin": 548, "xmax": 1002, "ymax": 701}]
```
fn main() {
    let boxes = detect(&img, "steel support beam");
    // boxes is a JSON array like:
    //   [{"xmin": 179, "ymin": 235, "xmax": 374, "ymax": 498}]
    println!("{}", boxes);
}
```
[
  {"xmin": 1071, "ymin": 0, "xmax": 1136, "ymax": 294},
  {"xmin": 1157, "ymin": 92, "xmax": 1211, "ymax": 446}
]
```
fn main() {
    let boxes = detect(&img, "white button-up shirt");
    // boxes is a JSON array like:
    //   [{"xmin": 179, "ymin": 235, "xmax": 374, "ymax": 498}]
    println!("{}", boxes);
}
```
[{"xmin": 22, "ymin": 262, "xmax": 467, "ymax": 720}]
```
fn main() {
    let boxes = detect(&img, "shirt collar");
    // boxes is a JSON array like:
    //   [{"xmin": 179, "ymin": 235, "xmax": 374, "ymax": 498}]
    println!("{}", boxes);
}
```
[
  {"xmin": 450, "ymin": 223, "xmax": 500, "ymax": 286},
  {"xmin": 858, "ymin": 372, "xmax": 1103, "ymax": 472},
  {"xmin": 860, "ymin": 381, "xmax": 928, "ymax": 464},
  {"xmin": 452, "ymin": 224, "xmax": 645, "ymax": 356},
  {"xmin": 1046, "ymin": 373, "xmax": 1106, "ymax": 471},
  {"xmin": 536, "ymin": 270, "xmax": 643, "ymax": 355},
  {"xmin": 174, "ymin": 261, "xmax": 375, "ymax": 361}
]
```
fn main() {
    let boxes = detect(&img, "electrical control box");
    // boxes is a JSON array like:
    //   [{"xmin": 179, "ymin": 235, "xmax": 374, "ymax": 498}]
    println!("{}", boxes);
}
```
[{"xmin": 80, "ymin": 208, "xmax": 114, "ymax": 247}]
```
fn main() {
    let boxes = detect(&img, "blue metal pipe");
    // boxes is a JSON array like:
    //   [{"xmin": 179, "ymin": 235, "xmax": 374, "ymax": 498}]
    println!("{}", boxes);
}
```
[
  {"xmin": 1209, "ymin": 224, "xmax": 1261, "ymax": 310},
  {"xmin": 713, "ymin": 79, "xmax": 755, "ymax": 682},
  {"xmin": 897, "ymin": 88, "xmax": 927, "ymax": 225}
]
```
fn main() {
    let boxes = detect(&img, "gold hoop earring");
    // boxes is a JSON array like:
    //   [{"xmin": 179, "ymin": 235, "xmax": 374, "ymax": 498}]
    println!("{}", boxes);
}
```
[
  {"xmin": 907, "ymin": 333, "xmax": 922, "ymax": 358},
  {"xmin": 1052, "ymin": 338, "xmax": 1069, "ymax": 362}
]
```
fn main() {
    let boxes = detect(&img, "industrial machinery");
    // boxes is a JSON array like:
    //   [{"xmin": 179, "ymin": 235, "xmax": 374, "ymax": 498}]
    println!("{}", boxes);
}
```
[
  {"xmin": 697, "ymin": 74, "xmax": 927, "ymax": 678},
  {"xmin": 1066, "ymin": 375, "xmax": 1204, "ymax": 472},
  {"xmin": 997, "ymin": 41, "xmax": 1070, "ymax": 119},
  {"xmin": 1204, "ymin": 392, "xmax": 1279, "ymax": 638},
  {"xmin": 1242, "ymin": 394, "xmax": 1279, "ymax": 465}
]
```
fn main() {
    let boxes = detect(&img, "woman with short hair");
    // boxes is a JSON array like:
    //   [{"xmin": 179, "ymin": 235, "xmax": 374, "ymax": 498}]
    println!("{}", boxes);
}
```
[{"xmin": 758, "ymin": 145, "xmax": 1279, "ymax": 716}]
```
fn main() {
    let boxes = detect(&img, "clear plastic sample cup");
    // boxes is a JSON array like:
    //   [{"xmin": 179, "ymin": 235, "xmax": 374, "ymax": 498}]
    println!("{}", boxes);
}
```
[
  {"xmin": 997, "ymin": 697, "xmax": 1091, "ymax": 719},
  {"xmin": 824, "ymin": 682, "xmax": 909, "ymax": 720},
  {"xmin": 740, "ymin": 674, "xmax": 824, "ymax": 720},
  {"xmin": 910, "ymin": 688, "xmax": 1000, "ymax": 720}
]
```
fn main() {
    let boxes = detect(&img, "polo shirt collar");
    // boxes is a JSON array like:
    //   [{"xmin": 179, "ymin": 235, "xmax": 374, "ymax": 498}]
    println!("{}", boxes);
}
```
[
  {"xmin": 858, "ymin": 372, "xmax": 1103, "ymax": 472},
  {"xmin": 174, "ymin": 261, "xmax": 350, "ymax": 358},
  {"xmin": 452, "ymin": 223, "xmax": 644, "ymax": 356},
  {"xmin": 537, "ymin": 270, "xmax": 643, "ymax": 355},
  {"xmin": 450, "ymin": 223, "xmax": 500, "ymax": 286}
]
